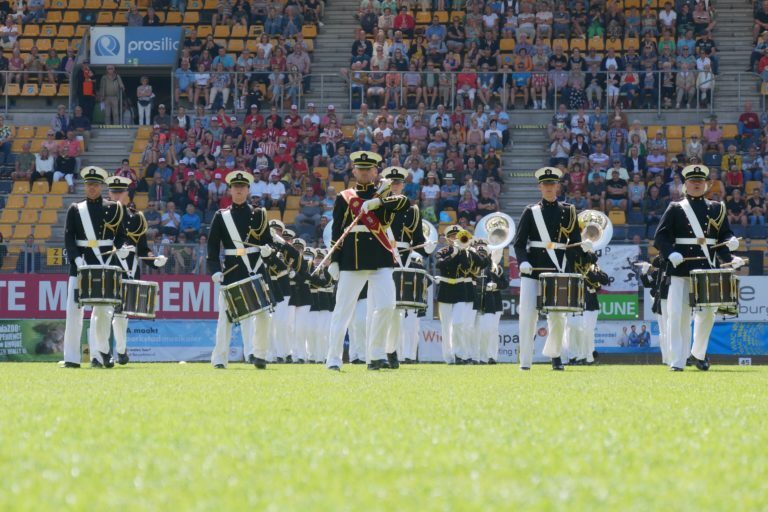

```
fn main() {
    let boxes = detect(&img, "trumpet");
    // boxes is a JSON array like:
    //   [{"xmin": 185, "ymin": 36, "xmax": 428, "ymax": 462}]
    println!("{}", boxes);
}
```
[{"xmin": 456, "ymin": 229, "xmax": 473, "ymax": 249}]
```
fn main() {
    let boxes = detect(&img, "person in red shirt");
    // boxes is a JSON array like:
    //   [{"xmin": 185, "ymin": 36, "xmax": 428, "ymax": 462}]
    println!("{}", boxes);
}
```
[
  {"xmin": 724, "ymin": 164, "xmax": 744, "ymax": 196},
  {"xmin": 293, "ymin": 152, "xmax": 309, "ymax": 176},
  {"xmin": 284, "ymin": 104, "xmax": 301, "ymax": 126},
  {"xmin": 272, "ymin": 143, "xmax": 293, "ymax": 167},
  {"xmin": 738, "ymin": 101, "xmax": 761, "ymax": 139},
  {"xmin": 244, "ymin": 104, "xmax": 264, "ymax": 127},
  {"xmin": 456, "ymin": 66, "xmax": 478, "ymax": 107},
  {"xmin": 393, "ymin": 7, "xmax": 415, "ymax": 37},
  {"xmin": 282, "ymin": 119, "xmax": 299, "ymax": 141}
]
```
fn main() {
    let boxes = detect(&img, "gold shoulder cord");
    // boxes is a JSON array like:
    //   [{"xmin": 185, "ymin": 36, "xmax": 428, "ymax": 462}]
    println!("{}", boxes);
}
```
[
  {"xmin": 558, "ymin": 205, "xmax": 577, "ymax": 241},
  {"xmin": 402, "ymin": 206, "xmax": 419, "ymax": 240},
  {"xmin": 707, "ymin": 201, "xmax": 727, "ymax": 232},
  {"xmin": 102, "ymin": 202, "xmax": 124, "ymax": 238},
  {"xmin": 127, "ymin": 211, "xmax": 148, "ymax": 244},
  {"xmin": 248, "ymin": 207, "xmax": 268, "ymax": 241}
]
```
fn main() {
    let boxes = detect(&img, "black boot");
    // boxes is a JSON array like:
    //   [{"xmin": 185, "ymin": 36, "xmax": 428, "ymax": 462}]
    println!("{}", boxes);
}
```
[
  {"xmin": 61, "ymin": 361, "xmax": 80, "ymax": 368},
  {"xmin": 693, "ymin": 355, "xmax": 710, "ymax": 371},
  {"xmin": 686, "ymin": 356, "xmax": 694, "ymax": 367},
  {"xmin": 387, "ymin": 351, "xmax": 400, "ymax": 369},
  {"xmin": 91, "ymin": 358, "xmax": 104, "ymax": 368},
  {"xmin": 488, "ymin": 358, "xmax": 497, "ymax": 365},
  {"xmin": 276, "ymin": 357, "xmax": 285, "ymax": 364},
  {"xmin": 117, "ymin": 352, "xmax": 129, "ymax": 365},
  {"xmin": 552, "ymin": 357, "xmax": 565, "ymax": 371},
  {"xmin": 285, "ymin": 355, "xmax": 293, "ymax": 364},
  {"xmin": 249, "ymin": 354, "xmax": 267, "ymax": 369},
  {"xmin": 351, "ymin": 358, "xmax": 365, "ymax": 364},
  {"xmin": 100, "ymin": 351, "xmax": 114, "ymax": 368},
  {"xmin": 213, "ymin": 364, "xmax": 226, "ymax": 369},
  {"xmin": 367, "ymin": 359, "xmax": 387, "ymax": 370}
]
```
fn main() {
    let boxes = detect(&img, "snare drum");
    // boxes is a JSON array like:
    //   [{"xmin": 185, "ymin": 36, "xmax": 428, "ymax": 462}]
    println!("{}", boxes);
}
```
[
  {"xmin": 393, "ymin": 268, "xmax": 430, "ymax": 310},
  {"xmin": 537, "ymin": 273, "xmax": 585, "ymax": 313},
  {"xmin": 221, "ymin": 275, "xmax": 273, "ymax": 323},
  {"xmin": 689, "ymin": 269, "xmax": 738, "ymax": 309},
  {"xmin": 120, "ymin": 280, "xmax": 159, "ymax": 318},
  {"xmin": 77, "ymin": 265, "xmax": 124, "ymax": 306}
]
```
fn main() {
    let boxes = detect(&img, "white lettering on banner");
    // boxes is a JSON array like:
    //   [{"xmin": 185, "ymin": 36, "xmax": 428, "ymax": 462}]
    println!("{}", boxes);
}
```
[
  {"xmin": 1, "ymin": 281, "xmax": 25, "ymax": 311},
  {"xmin": 182, "ymin": 282, "xmax": 211, "ymax": 312},
  {"xmin": 162, "ymin": 282, "xmax": 180, "ymax": 312},
  {"xmin": 127, "ymin": 38, "xmax": 179, "ymax": 53},
  {"xmin": 39, "ymin": 280, "xmax": 67, "ymax": 311}
]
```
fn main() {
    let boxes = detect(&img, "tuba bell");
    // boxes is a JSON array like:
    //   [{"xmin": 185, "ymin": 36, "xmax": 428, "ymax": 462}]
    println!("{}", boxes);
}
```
[
  {"xmin": 577, "ymin": 210, "xmax": 613, "ymax": 252},
  {"xmin": 475, "ymin": 212, "xmax": 516, "ymax": 264},
  {"xmin": 421, "ymin": 219, "xmax": 439, "ymax": 254}
]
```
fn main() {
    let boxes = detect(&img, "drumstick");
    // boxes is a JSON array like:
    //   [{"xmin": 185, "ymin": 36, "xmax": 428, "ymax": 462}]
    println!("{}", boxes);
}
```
[
  {"xmin": 222, "ymin": 265, "xmax": 238, "ymax": 277},
  {"xmin": 241, "ymin": 241, "xmax": 263, "ymax": 250},
  {"xmin": 139, "ymin": 256, "xmax": 161, "ymax": 260},
  {"xmin": 564, "ymin": 241, "xmax": 587, "ymax": 249},
  {"xmin": 530, "ymin": 267, "xmax": 557, "ymax": 272},
  {"xmin": 683, "ymin": 256, "xmax": 707, "ymax": 262},
  {"xmin": 721, "ymin": 258, "xmax": 750, "ymax": 268},
  {"xmin": 711, "ymin": 237, "xmax": 743, "ymax": 250}
]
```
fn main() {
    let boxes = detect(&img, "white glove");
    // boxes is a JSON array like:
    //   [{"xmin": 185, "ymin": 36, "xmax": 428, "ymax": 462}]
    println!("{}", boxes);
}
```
[
  {"xmin": 519, "ymin": 261, "xmax": 533, "ymax": 275},
  {"xmin": 410, "ymin": 253, "xmax": 424, "ymax": 264},
  {"xmin": 328, "ymin": 262, "xmax": 340, "ymax": 281},
  {"xmin": 638, "ymin": 262, "xmax": 652, "ymax": 275},
  {"xmin": 669, "ymin": 252, "xmax": 684, "ymax": 268},
  {"xmin": 117, "ymin": 245, "xmax": 132, "ymax": 259},
  {"xmin": 361, "ymin": 198, "xmax": 382, "ymax": 213},
  {"xmin": 581, "ymin": 239, "xmax": 594, "ymax": 253},
  {"xmin": 424, "ymin": 240, "xmax": 438, "ymax": 252},
  {"xmin": 486, "ymin": 282, "xmax": 498, "ymax": 291},
  {"xmin": 289, "ymin": 270, "xmax": 296, "ymax": 278},
  {"xmin": 272, "ymin": 234, "xmax": 286, "ymax": 246},
  {"xmin": 260, "ymin": 245, "xmax": 273, "ymax": 258},
  {"xmin": 212, "ymin": 272, "xmax": 224, "ymax": 284},
  {"xmin": 153, "ymin": 255, "xmax": 168, "ymax": 268},
  {"xmin": 75, "ymin": 256, "xmax": 85, "ymax": 269},
  {"xmin": 726, "ymin": 237, "xmax": 740, "ymax": 251},
  {"xmin": 730, "ymin": 256, "xmax": 746, "ymax": 269}
]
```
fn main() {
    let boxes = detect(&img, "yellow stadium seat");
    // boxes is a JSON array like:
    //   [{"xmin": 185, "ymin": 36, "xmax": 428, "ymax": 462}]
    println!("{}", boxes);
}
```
[
  {"xmin": 12, "ymin": 225, "xmax": 32, "ymax": 239},
  {"xmin": 500, "ymin": 38, "xmax": 515, "ymax": 51},
  {"xmin": 103, "ymin": 0, "xmax": 119, "ymax": 8},
  {"xmin": 46, "ymin": 11, "xmax": 63, "ymax": 23},
  {"xmin": 330, "ymin": 181, "xmax": 345, "ymax": 192},
  {"xmin": 31, "ymin": 181, "xmax": 49, "ymax": 194},
  {"xmin": 228, "ymin": 39, "xmax": 244, "ymax": 52},
  {"xmin": 19, "ymin": 210, "xmax": 38, "ymax": 224},
  {"xmin": 16, "ymin": 125, "xmax": 34, "ymax": 138},
  {"xmin": 37, "ymin": 39, "xmax": 52, "ymax": 52},
  {"xmin": 434, "ymin": 11, "xmax": 448, "ymax": 23},
  {"xmin": 75, "ymin": 25, "xmax": 88, "ymax": 38},
  {"xmin": 283, "ymin": 209, "xmax": 298, "ymax": 224},
  {"xmin": 231, "ymin": 24, "xmax": 247, "ymax": 38},
  {"xmin": 552, "ymin": 38, "xmax": 569, "ymax": 51},
  {"xmin": 302, "ymin": 25, "xmax": 317, "ymax": 39},
  {"xmin": 46, "ymin": 194, "xmax": 65, "ymax": 207},
  {"xmin": 666, "ymin": 125, "xmax": 682, "ymax": 139},
  {"xmin": 23, "ymin": 24, "xmax": 40, "ymax": 37},
  {"xmin": 341, "ymin": 125, "xmax": 355, "ymax": 139},
  {"xmin": 588, "ymin": 37, "xmax": 604, "ymax": 51},
  {"xmin": 0, "ymin": 225, "xmax": 13, "ymax": 239},
  {"xmin": 314, "ymin": 166, "xmax": 329, "ymax": 179},
  {"xmin": 570, "ymin": 38, "xmax": 586, "ymax": 51},
  {"xmin": 97, "ymin": 12, "xmax": 114, "ymax": 24},
  {"xmin": 608, "ymin": 210, "xmax": 626, "ymax": 225},
  {"xmin": 69, "ymin": 0, "xmax": 84, "ymax": 8},
  {"xmin": 286, "ymin": 196, "xmax": 300, "ymax": 210},
  {"xmin": 58, "ymin": 24, "xmax": 75, "ymax": 37},
  {"xmin": 197, "ymin": 25, "xmax": 212, "ymax": 38},
  {"xmin": 605, "ymin": 37, "xmax": 622, "ymax": 51},
  {"xmin": 646, "ymin": 125, "xmax": 663, "ymax": 137},
  {"xmin": 204, "ymin": 0, "xmax": 217, "ymax": 8},
  {"xmin": 248, "ymin": 25, "xmax": 263, "ymax": 38},
  {"xmin": 11, "ymin": 182, "xmax": 29, "ymax": 194},
  {"xmin": 34, "ymin": 225, "xmax": 52, "ymax": 240},
  {"xmin": 25, "ymin": 196, "xmax": 44, "ymax": 209},
  {"xmin": 85, "ymin": 0, "xmax": 101, "ymax": 8},
  {"xmin": 40, "ymin": 83, "xmax": 57, "ymax": 96},
  {"xmin": 450, "ymin": 11, "xmax": 465, "ymax": 21},
  {"xmin": 41, "ymin": 25, "xmax": 57, "ymax": 38},
  {"xmin": 266, "ymin": 209, "xmax": 281, "ymax": 221},
  {"xmin": 57, "ymin": 83, "xmax": 69, "ymax": 97},
  {"xmin": 0, "ymin": 209, "xmax": 18, "ymax": 224},
  {"xmin": 136, "ymin": 125, "xmax": 152, "ymax": 139},
  {"xmin": 746, "ymin": 181, "xmax": 762, "ymax": 195},
  {"xmin": 213, "ymin": 25, "xmax": 230, "ymax": 38},
  {"xmin": 6, "ymin": 195, "xmax": 24, "ymax": 208},
  {"xmin": 624, "ymin": 37, "xmax": 640, "ymax": 50},
  {"xmin": 667, "ymin": 139, "xmax": 683, "ymax": 153},
  {"xmin": 5, "ymin": 83, "xmax": 20, "ymax": 96},
  {"xmin": 21, "ymin": 84, "xmax": 39, "ymax": 96},
  {"xmin": 183, "ymin": 11, "xmax": 200, "ymax": 23},
  {"xmin": 166, "ymin": 12, "xmax": 182, "ymax": 24},
  {"xmin": 722, "ymin": 125, "xmax": 738, "ymax": 139},
  {"xmin": 684, "ymin": 125, "xmax": 702, "ymax": 138},
  {"xmin": 129, "ymin": 153, "xmax": 143, "ymax": 168},
  {"xmin": 133, "ymin": 194, "xmax": 149, "ymax": 211},
  {"xmin": 415, "ymin": 12, "xmax": 431, "ymax": 24},
  {"xmin": 114, "ymin": 11, "xmax": 127, "ymax": 24}
]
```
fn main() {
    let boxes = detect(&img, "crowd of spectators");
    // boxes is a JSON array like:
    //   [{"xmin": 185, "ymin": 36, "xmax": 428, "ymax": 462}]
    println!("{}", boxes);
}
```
[{"xmin": 345, "ymin": 0, "xmax": 719, "ymax": 112}]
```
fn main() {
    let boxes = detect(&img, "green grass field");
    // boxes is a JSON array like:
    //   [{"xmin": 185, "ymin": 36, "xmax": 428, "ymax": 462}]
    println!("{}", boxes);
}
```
[{"xmin": 1, "ymin": 363, "xmax": 767, "ymax": 511}]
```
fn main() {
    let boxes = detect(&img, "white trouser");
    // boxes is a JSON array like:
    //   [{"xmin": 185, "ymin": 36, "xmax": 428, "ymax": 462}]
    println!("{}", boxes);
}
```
[
  {"xmin": 451, "ymin": 302, "xmax": 475, "ymax": 360},
  {"xmin": 583, "ymin": 310, "xmax": 599, "ymax": 362},
  {"xmin": 347, "ymin": 299, "xmax": 367, "ymax": 361},
  {"xmin": 286, "ymin": 304, "xmax": 296, "ymax": 358},
  {"xmin": 317, "ymin": 310, "xmax": 331, "ymax": 361},
  {"xmin": 87, "ymin": 304, "xmax": 113, "ymax": 363},
  {"xmin": 565, "ymin": 314, "xmax": 584, "ymax": 361},
  {"xmin": 269, "ymin": 298, "xmax": 290, "ymax": 359},
  {"xmin": 386, "ymin": 308, "xmax": 405, "ymax": 356},
  {"xmin": 518, "ymin": 276, "xmax": 539, "ymax": 368},
  {"xmin": 293, "ymin": 305, "xmax": 310, "ymax": 360},
  {"xmin": 113, "ymin": 313, "xmax": 129, "ymax": 355},
  {"xmin": 307, "ymin": 310, "xmax": 321, "ymax": 360},
  {"xmin": 438, "ymin": 302, "xmax": 455, "ymax": 363},
  {"xmin": 211, "ymin": 290, "xmax": 262, "ymax": 366},
  {"xmin": 666, "ymin": 276, "xmax": 696, "ymax": 369},
  {"xmin": 53, "ymin": 171, "xmax": 73, "ymax": 186},
  {"xmin": 63, "ymin": 276, "xmax": 85, "ymax": 364},
  {"xmin": 657, "ymin": 298, "xmax": 669, "ymax": 365},
  {"xmin": 478, "ymin": 312, "xmax": 501, "ymax": 362},
  {"xmin": 401, "ymin": 310, "xmax": 420, "ymax": 360},
  {"xmin": 692, "ymin": 306, "xmax": 716, "ymax": 361},
  {"xmin": 138, "ymin": 102, "xmax": 151, "ymax": 125},
  {"xmin": 326, "ymin": 268, "xmax": 396, "ymax": 368},
  {"xmin": 542, "ymin": 312, "xmax": 567, "ymax": 359}
]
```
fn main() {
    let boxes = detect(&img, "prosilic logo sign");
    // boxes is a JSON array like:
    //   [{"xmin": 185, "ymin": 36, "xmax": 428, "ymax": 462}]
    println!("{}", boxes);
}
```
[{"xmin": 90, "ymin": 27, "xmax": 183, "ymax": 66}]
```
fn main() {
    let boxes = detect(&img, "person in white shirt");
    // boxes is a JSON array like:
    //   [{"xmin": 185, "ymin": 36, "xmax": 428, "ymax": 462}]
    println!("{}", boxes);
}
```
[
  {"xmin": 265, "ymin": 170, "xmax": 286, "ymax": 214},
  {"xmin": 249, "ymin": 172, "xmax": 269, "ymax": 201},
  {"xmin": 302, "ymin": 103, "xmax": 320, "ymax": 126},
  {"xmin": 31, "ymin": 147, "xmax": 55, "ymax": 191},
  {"xmin": 409, "ymin": 164, "xmax": 424, "ymax": 184},
  {"xmin": 588, "ymin": 142, "xmax": 611, "ymax": 173}
]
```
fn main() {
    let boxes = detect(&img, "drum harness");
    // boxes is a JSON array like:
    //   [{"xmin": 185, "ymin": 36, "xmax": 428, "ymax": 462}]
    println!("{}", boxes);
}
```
[
  {"xmin": 676, "ymin": 199, "xmax": 716, "ymax": 268},
  {"xmin": 528, "ymin": 205, "xmax": 567, "ymax": 272},
  {"xmin": 221, "ymin": 209, "xmax": 264, "ymax": 276},
  {"xmin": 75, "ymin": 201, "xmax": 119, "ymax": 266}
]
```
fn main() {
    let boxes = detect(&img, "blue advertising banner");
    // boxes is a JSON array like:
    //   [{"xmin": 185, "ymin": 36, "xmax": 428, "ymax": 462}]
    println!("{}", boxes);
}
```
[
  {"xmin": 90, "ymin": 27, "xmax": 183, "ymax": 66},
  {"xmin": 126, "ymin": 320, "xmax": 242, "ymax": 362},
  {"xmin": 708, "ymin": 322, "xmax": 768, "ymax": 355}
]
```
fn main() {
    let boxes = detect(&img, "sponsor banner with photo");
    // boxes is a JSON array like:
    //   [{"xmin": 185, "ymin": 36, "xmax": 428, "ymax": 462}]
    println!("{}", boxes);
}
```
[
  {"xmin": 0, "ymin": 319, "xmax": 86, "ymax": 362},
  {"xmin": 643, "ymin": 276, "xmax": 768, "ymax": 322},
  {"xmin": 90, "ymin": 27, "xmax": 183, "ymax": 66},
  {"xmin": 0, "ymin": 275, "xmax": 220, "ymax": 320},
  {"xmin": 125, "ymin": 320, "xmax": 241, "ymax": 362}
]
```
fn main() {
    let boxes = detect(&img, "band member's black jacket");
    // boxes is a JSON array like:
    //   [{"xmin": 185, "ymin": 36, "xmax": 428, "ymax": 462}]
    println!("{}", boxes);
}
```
[
  {"xmin": 331, "ymin": 182, "xmax": 409, "ymax": 270},
  {"xmin": 654, "ymin": 195, "xmax": 734, "ymax": 277},
  {"xmin": 390, "ymin": 204, "xmax": 428, "ymax": 257},
  {"xmin": 120, "ymin": 205, "xmax": 151, "ymax": 280},
  {"xmin": 309, "ymin": 264, "xmax": 334, "ymax": 311},
  {"xmin": 206, "ymin": 203, "xmax": 273, "ymax": 286},
  {"xmin": 474, "ymin": 261, "xmax": 509, "ymax": 313},
  {"xmin": 436, "ymin": 246, "xmax": 488, "ymax": 304},
  {"xmin": 288, "ymin": 255, "xmax": 313, "ymax": 307},
  {"xmin": 64, "ymin": 196, "xmax": 126, "ymax": 277},
  {"xmin": 573, "ymin": 251, "xmax": 610, "ymax": 312},
  {"xmin": 266, "ymin": 241, "xmax": 303, "ymax": 302},
  {"xmin": 639, "ymin": 256, "xmax": 669, "ymax": 315},
  {"xmin": 512, "ymin": 199, "xmax": 582, "ymax": 280}
]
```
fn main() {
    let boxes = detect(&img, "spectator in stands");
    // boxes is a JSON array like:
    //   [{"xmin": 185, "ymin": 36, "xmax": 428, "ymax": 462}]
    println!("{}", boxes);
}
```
[
  {"xmin": 161, "ymin": 201, "xmax": 182, "ymax": 238},
  {"xmin": 743, "ymin": 145, "xmax": 765, "ymax": 181},
  {"xmin": 294, "ymin": 186, "xmax": 322, "ymax": 240},
  {"xmin": 153, "ymin": 104, "xmax": 171, "ymax": 132},
  {"xmin": 208, "ymin": 64, "xmax": 231, "ymax": 109},
  {"xmin": 738, "ymin": 102, "xmax": 762, "ymax": 140},
  {"xmin": 50, "ymin": 104, "xmax": 70, "ymax": 139},
  {"xmin": 126, "ymin": 3, "xmax": 143, "ymax": 26},
  {"xmin": 646, "ymin": 147, "xmax": 667, "ymax": 177},
  {"xmin": 675, "ymin": 63, "xmax": 696, "ymax": 109},
  {"xmin": 748, "ymin": 188, "xmax": 766, "ymax": 225},
  {"xmin": 438, "ymin": 173, "xmax": 460, "ymax": 213},
  {"xmin": 265, "ymin": 170, "xmax": 286, "ymax": 215},
  {"xmin": 15, "ymin": 235, "xmax": 42, "ymax": 274},
  {"xmin": 605, "ymin": 169, "xmax": 628, "ymax": 211},
  {"xmin": 0, "ymin": 114, "xmax": 11, "ymax": 166},
  {"xmin": 173, "ymin": 233, "xmax": 196, "ymax": 274},
  {"xmin": 98, "ymin": 65, "xmax": 125, "ymax": 125},
  {"xmin": 587, "ymin": 172, "xmax": 606, "ymax": 211},
  {"xmin": 727, "ymin": 189, "xmax": 749, "ymax": 227},
  {"xmin": 643, "ymin": 185, "xmax": 665, "ymax": 236},
  {"xmin": 685, "ymin": 133, "xmax": 703, "ymax": 162},
  {"xmin": 626, "ymin": 147, "xmax": 647, "ymax": 176},
  {"xmin": 549, "ymin": 129, "xmax": 570, "ymax": 166},
  {"xmin": 697, "ymin": 63, "xmax": 715, "ymax": 107},
  {"xmin": 55, "ymin": 130, "xmax": 80, "ymax": 193},
  {"xmin": 0, "ymin": 18, "xmax": 18, "ymax": 50},
  {"xmin": 149, "ymin": 174, "xmax": 172, "ymax": 206},
  {"xmin": 627, "ymin": 173, "xmax": 646, "ymax": 209},
  {"xmin": 11, "ymin": 141, "xmax": 34, "ymax": 181},
  {"xmin": 702, "ymin": 118, "xmax": 724, "ymax": 155},
  {"xmin": 30, "ymin": 147, "xmax": 54, "ymax": 192},
  {"xmin": 180, "ymin": 204, "xmax": 202, "ymax": 241},
  {"xmin": 724, "ymin": 163, "xmax": 745, "ymax": 197},
  {"xmin": 476, "ymin": 186, "xmax": 499, "ymax": 216},
  {"xmin": 723, "ymin": 145, "xmax": 744, "ymax": 177},
  {"xmin": 287, "ymin": 45, "xmax": 312, "ymax": 92},
  {"xmin": 143, "ymin": 6, "xmax": 162, "ymax": 26}
]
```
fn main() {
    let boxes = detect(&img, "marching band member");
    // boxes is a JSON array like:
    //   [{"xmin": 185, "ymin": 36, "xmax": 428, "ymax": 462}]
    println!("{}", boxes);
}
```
[
  {"xmin": 347, "ymin": 285, "xmax": 368, "ymax": 364},
  {"xmin": 472, "ymin": 240, "xmax": 508, "ymax": 364},
  {"xmin": 512, "ymin": 167, "xmax": 583, "ymax": 371},
  {"xmin": 309, "ymin": 248, "xmax": 334, "ymax": 363},
  {"xmin": 325, "ymin": 151, "xmax": 409, "ymax": 371},
  {"xmin": 207, "ymin": 171, "xmax": 274, "ymax": 369},
  {"xmin": 62, "ymin": 166, "xmax": 127, "ymax": 368},
  {"xmin": 105, "ymin": 175, "xmax": 167, "ymax": 366},
  {"xmin": 288, "ymin": 237, "xmax": 313, "ymax": 363},
  {"xmin": 567, "ymin": 237, "xmax": 609, "ymax": 365},
  {"xmin": 382, "ymin": 165, "xmax": 433, "ymax": 368},
  {"xmin": 280, "ymin": 228, "xmax": 298, "ymax": 363},
  {"xmin": 436, "ymin": 226, "xmax": 488, "ymax": 365},
  {"xmin": 653, "ymin": 164, "xmax": 743, "ymax": 371},
  {"xmin": 265, "ymin": 220, "xmax": 303, "ymax": 363},
  {"xmin": 639, "ymin": 256, "xmax": 670, "ymax": 365}
]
